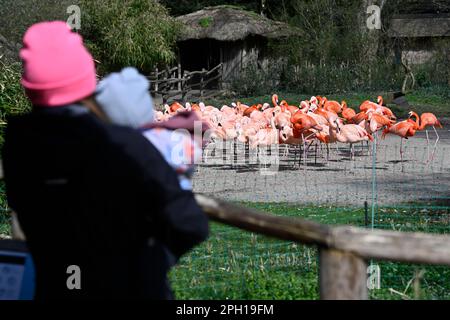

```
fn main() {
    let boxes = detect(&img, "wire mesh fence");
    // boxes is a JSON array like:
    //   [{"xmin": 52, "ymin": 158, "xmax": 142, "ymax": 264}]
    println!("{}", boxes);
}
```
[
  {"xmin": 169, "ymin": 130, "xmax": 450, "ymax": 299},
  {"xmin": 0, "ymin": 129, "xmax": 448, "ymax": 299}
]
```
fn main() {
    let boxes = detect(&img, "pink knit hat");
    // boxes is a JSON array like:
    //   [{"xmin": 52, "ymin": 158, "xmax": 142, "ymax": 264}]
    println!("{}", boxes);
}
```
[{"xmin": 20, "ymin": 21, "xmax": 96, "ymax": 107}]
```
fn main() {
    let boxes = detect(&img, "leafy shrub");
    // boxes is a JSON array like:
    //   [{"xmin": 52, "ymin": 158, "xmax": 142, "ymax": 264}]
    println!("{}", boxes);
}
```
[
  {"xmin": 199, "ymin": 17, "xmax": 213, "ymax": 28},
  {"xmin": 80, "ymin": 0, "xmax": 181, "ymax": 74},
  {"xmin": 0, "ymin": 58, "xmax": 31, "ymax": 146}
]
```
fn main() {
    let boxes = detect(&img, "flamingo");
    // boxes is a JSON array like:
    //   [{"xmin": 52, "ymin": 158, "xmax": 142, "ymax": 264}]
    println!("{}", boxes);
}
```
[
  {"xmin": 220, "ymin": 105, "xmax": 236, "ymax": 116},
  {"xmin": 323, "ymin": 98, "xmax": 344, "ymax": 114},
  {"xmin": 261, "ymin": 103, "xmax": 271, "ymax": 110},
  {"xmin": 315, "ymin": 124, "xmax": 338, "ymax": 162},
  {"xmin": 169, "ymin": 101, "xmax": 184, "ymax": 113},
  {"xmin": 290, "ymin": 112, "xmax": 323, "ymax": 166},
  {"xmin": 366, "ymin": 111, "xmax": 395, "ymax": 135},
  {"xmin": 250, "ymin": 109, "xmax": 270, "ymax": 127},
  {"xmin": 243, "ymin": 104, "xmax": 262, "ymax": 117},
  {"xmin": 330, "ymin": 119, "xmax": 373, "ymax": 160},
  {"xmin": 147, "ymin": 95, "xmax": 450, "ymax": 172},
  {"xmin": 351, "ymin": 111, "xmax": 368, "ymax": 124},
  {"xmin": 315, "ymin": 104, "xmax": 339, "ymax": 126},
  {"xmin": 236, "ymin": 102, "xmax": 249, "ymax": 115},
  {"xmin": 273, "ymin": 110, "xmax": 291, "ymax": 129},
  {"xmin": 280, "ymin": 100, "xmax": 299, "ymax": 115},
  {"xmin": 341, "ymin": 101, "xmax": 356, "ymax": 123},
  {"xmin": 360, "ymin": 96, "xmax": 383, "ymax": 112},
  {"xmin": 190, "ymin": 103, "xmax": 201, "ymax": 112},
  {"xmin": 291, "ymin": 112, "xmax": 323, "ymax": 133},
  {"xmin": 380, "ymin": 106, "xmax": 397, "ymax": 120},
  {"xmin": 411, "ymin": 111, "xmax": 443, "ymax": 161},
  {"xmin": 382, "ymin": 120, "xmax": 417, "ymax": 164},
  {"xmin": 272, "ymin": 94, "xmax": 280, "ymax": 105},
  {"xmin": 155, "ymin": 110, "xmax": 169, "ymax": 122},
  {"xmin": 307, "ymin": 110, "xmax": 328, "ymax": 127},
  {"xmin": 248, "ymin": 117, "xmax": 278, "ymax": 149}
]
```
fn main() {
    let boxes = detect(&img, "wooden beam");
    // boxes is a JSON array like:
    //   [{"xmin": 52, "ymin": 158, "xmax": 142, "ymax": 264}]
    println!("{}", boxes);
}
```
[
  {"xmin": 319, "ymin": 248, "xmax": 368, "ymax": 300},
  {"xmin": 330, "ymin": 226, "xmax": 450, "ymax": 266},
  {"xmin": 195, "ymin": 194, "xmax": 331, "ymax": 246}
]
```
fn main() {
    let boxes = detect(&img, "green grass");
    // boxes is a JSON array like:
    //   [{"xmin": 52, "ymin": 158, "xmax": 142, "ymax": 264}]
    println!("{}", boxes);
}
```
[{"xmin": 0, "ymin": 181, "xmax": 11, "ymax": 236}]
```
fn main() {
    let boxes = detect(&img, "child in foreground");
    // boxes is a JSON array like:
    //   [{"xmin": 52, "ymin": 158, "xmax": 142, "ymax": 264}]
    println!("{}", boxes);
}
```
[{"xmin": 95, "ymin": 67, "xmax": 206, "ymax": 190}]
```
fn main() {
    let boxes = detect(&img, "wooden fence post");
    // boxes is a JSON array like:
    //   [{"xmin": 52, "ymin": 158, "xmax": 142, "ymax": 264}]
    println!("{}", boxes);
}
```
[
  {"xmin": 200, "ymin": 68, "xmax": 206, "ymax": 99},
  {"xmin": 178, "ymin": 63, "xmax": 182, "ymax": 92},
  {"xmin": 182, "ymin": 71, "xmax": 188, "ymax": 103},
  {"xmin": 319, "ymin": 248, "xmax": 368, "ymax": 300},
  {"xmin": 155, "ymin": 67, "xmax": 159, "ymax": 92}
]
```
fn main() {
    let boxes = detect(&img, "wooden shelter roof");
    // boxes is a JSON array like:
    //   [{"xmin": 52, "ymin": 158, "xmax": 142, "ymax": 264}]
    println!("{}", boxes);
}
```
[
  {"xmin": 176, "ymin": 6, "xmax": 301, "ymax": 42},
  {"xmin": 388, "ymin": 14, "xmax": 450, "ymax": 38}
]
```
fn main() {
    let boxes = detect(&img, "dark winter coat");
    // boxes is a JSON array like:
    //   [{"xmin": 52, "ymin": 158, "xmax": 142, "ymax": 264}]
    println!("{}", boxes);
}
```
[{"xmin": 1, "ymin": 104, "xmax": 209, "ymax": 299}]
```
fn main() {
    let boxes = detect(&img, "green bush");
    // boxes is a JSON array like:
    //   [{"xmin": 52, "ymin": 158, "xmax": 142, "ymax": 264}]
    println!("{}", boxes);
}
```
[
  {"xmin": 80, "ymin": 0, "xmax": 181, "ymax": 74},
  {"xmin": 0, "ymin": 58, "xmax": 31, "ymax": 146}
]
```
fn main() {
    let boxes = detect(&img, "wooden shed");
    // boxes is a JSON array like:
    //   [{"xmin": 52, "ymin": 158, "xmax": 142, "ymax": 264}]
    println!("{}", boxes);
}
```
[
  {"xmin": 175, "ymin": 6, "xmax": 301, "ymax": 87},
  {"xmin": 387, "ymin": 0, "xmax": 450, "ymax": 65}
]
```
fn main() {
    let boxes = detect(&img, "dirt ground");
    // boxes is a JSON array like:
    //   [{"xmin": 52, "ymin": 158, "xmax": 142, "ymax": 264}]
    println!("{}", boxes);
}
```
[{"xmin": 193, "ymin": 128, "xmax": 450, "ymax": 206}]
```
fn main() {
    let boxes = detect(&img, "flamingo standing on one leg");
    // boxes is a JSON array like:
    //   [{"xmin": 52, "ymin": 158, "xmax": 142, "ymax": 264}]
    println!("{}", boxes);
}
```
[{"xmin": 419, "ymin": 112, "xmax": 443, "ymax": 161}]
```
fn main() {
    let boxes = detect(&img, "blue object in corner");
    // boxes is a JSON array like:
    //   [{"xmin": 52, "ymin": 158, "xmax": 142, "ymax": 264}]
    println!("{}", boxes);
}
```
[{"xmin": 0, "ymin": 240, "xmax": 35, "ymax": 300}]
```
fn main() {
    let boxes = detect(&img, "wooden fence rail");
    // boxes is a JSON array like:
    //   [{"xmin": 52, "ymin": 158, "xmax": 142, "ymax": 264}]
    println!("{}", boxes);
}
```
[
  {"xmin": 148, "ymin": 63, "xmax": 223, "ymax": 103},
  {"xmin": 195, "ymin": 194, "xmax": 450, "ymax": 300}
]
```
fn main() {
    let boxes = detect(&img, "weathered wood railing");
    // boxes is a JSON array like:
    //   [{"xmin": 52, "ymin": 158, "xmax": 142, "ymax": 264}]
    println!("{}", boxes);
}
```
[
  {"xmin": 148, "ymin": 63, "xmax": 224, "ymax": 103},
  {"xmin": 195, "ymin": 194, "xmax": 450, "ymax": 300}
]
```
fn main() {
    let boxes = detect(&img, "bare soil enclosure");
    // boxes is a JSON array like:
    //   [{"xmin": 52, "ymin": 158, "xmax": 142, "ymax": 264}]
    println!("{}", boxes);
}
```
[{"xmin": 193, "ymin": 129, "xmax": 450, "ymax": 207}]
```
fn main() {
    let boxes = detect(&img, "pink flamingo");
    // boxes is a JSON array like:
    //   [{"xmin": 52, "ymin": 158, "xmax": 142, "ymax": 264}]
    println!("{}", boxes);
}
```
[{"xmin": 330, "ymin": 119, "xmax": 374, "ymax": 160}]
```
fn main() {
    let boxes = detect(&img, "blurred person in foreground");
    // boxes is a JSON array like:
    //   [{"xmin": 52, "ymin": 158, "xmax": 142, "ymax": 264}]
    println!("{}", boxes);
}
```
[
  {"xmin": 1, "ymin": 21, "xmax": 209, "ymax": 299},
  {"xmin": 95, "ymin": 67, "xmax": 207, "ymax": 191}
]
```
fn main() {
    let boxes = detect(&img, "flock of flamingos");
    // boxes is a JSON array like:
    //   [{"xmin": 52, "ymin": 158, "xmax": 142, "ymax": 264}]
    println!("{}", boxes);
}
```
[{"xmin": 156, "ymin": 94, "xmax": 443, "ymax": 163}]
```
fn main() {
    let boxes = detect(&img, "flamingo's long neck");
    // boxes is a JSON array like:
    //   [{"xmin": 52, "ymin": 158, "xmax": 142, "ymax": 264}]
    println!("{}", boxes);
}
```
[
  {"xmin": 272, "ymin": 95, "xmax": 279, "ymax": 108},
  {"xmin": 270, "ymin": 116, "xmax": 276, "ymax": 130},
  {"xmin": 377, "ymin": 96, "xmax": 383, "ymax": 106},
  {"xmin": 411, "ymin": 112, "xmax": 420, "ymax": 129}
]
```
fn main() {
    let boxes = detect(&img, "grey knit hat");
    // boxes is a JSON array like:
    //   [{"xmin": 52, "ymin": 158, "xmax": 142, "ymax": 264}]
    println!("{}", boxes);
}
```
[{"xmin": 95, "ymin": 67, "xmax": 154, "ymax": 128}]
